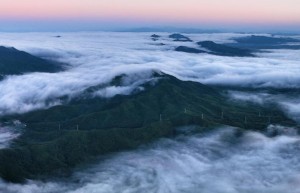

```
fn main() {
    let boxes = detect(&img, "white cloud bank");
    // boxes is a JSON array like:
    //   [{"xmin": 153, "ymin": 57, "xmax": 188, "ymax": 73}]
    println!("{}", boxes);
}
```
[
  {"xmin": 227, "ymin": 90, "xmax": 300, "ymax": 122},
  {"xmin": 0, "ymin": 32, "xmax": 299, "ymax": 115},
  {"xmin": 1, "ymin": 126, "xmax": 300, "ymax": 193}
]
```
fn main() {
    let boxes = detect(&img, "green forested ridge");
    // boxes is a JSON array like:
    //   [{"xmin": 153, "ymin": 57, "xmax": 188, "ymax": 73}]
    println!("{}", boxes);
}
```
[{"xmin": 0, "ymin": 73, "xmax": 295, "ymax": 182}]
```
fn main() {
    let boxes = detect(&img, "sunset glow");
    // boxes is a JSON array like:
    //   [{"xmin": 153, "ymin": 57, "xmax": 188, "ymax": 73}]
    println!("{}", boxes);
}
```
[{"xmin": 1, "ymin": 0, "xmax": 299, "ymax": 25}]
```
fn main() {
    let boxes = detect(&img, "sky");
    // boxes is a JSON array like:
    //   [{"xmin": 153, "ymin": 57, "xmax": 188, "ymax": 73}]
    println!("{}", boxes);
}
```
[{"xmin": 0, "ymin": 0, "xmax": 300, "ymax": 32}]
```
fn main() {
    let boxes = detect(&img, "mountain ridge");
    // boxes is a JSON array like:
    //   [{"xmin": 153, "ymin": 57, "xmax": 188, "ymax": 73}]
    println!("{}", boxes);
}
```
[{"xmin": 0, "ymin": 72, "xmax": 295, "ymax": 183}]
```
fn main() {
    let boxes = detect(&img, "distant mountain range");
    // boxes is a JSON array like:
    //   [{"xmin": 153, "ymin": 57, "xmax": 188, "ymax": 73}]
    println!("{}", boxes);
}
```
[
  {"xmin": 151, "ymin": 34, "xmax": 300, "ymax": 57},
  {"xmin": 198, "ymin": 41, "xmax": 254, "ymax": 57},
  {"xmin": 227, "ymin": 35, "xmax": 300, "ymax": 49},
  {"xmin": 117, "ymin": 27, "xmax": 221, "ymax": 33},
  {"xmin": 169, "ymin": 33, "xmax": 193, "ymax": 42}
]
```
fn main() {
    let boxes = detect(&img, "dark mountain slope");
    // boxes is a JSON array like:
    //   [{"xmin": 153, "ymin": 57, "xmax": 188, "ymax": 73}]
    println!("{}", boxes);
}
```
[
  {"xmin": 175, "ymin": 46, "xmax": 206, "ymax": 54},
  {"xmin": 197, "ymin": 41, "xmax": 254, "ymax": 57},
  {"xmin": 169, "ymin": 33, "xmax": 193, "ymax": 42},
  {"xmin": 174, "ymin": 41, "xmax": 254, "ymax": 56},
  {"xmin": 0, "ymin": 73, "xmax": 294, "ymax": 182},
  {"xmin": 234, "ymin": 35, "xmax": 300, "ymax": 44},
  {"xmin": 151, "ymin": 34, "xmax": 160, "ymax": 41},
  {"xmin": 227, "ymin": 35, "xmax": 300, "ymax": 50},
  {"xmin": 0, "ymin": 46, "xmax": 63, "ymax": 77}
]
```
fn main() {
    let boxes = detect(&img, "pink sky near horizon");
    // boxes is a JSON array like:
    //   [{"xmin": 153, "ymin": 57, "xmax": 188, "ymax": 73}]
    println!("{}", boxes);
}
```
[{"xmin": 1, "ymin": 0, "xmax": 300, "ymax": 25}]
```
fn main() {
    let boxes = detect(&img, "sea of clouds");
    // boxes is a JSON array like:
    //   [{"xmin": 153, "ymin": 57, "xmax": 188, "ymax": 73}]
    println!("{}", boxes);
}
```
[
  {"xmin": 1, "ymin": 126, "xmax": 300, "ymax": 193},
  {"xmin": 0, "ymin": 32, "xmax": 300, "ymax": 192},
  {"xmin": 0, "ymin": 32, "xmax": 299, "ymax": 115},
  {"xmin": 0, "ymin": 32, "xmax": 300, "ymax": 115}
]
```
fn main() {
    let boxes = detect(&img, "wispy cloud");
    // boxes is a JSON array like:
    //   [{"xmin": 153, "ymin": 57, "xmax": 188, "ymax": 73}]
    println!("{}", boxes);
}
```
[{"xmin": 0, "ymin": 125, "xmax": 20, "ymax": 149}]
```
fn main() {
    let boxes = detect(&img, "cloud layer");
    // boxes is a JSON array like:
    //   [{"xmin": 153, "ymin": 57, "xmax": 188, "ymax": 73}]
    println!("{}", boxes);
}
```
[
  {"xmin": 0, "ymin": 32, "xmax": 299, "ymax": 115},
  {"xmin": 0, "ymin": 32, "xmax": 300, "ymax": 192},
  {"xmin": 227, "ymin": 90, "xmax": 300, "ymax": 122},
  {"xmin": 1, "ymin": 126, "xmax": 300, "ymax": 193}
]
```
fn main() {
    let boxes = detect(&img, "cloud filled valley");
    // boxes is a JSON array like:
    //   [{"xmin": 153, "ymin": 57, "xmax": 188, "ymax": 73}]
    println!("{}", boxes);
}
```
[
  {"xmin": 0, "ymin": 32, "xmax": 300, "ymax": 193},
  {"xmin": 2, "ymin": 126, "xmax": 300, "ymax": 193}
]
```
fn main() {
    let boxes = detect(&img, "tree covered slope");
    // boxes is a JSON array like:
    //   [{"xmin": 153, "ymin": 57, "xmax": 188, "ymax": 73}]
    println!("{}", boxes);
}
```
[{"xmin": 0, "ymin": 73, "xmax": 295, "ymax": 182}]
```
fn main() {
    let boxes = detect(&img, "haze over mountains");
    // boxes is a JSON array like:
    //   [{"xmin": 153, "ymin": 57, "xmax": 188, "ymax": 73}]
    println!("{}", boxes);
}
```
[{"xmin": 0, "ymin": 32, "xmax": 300, "ymax": 193}]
